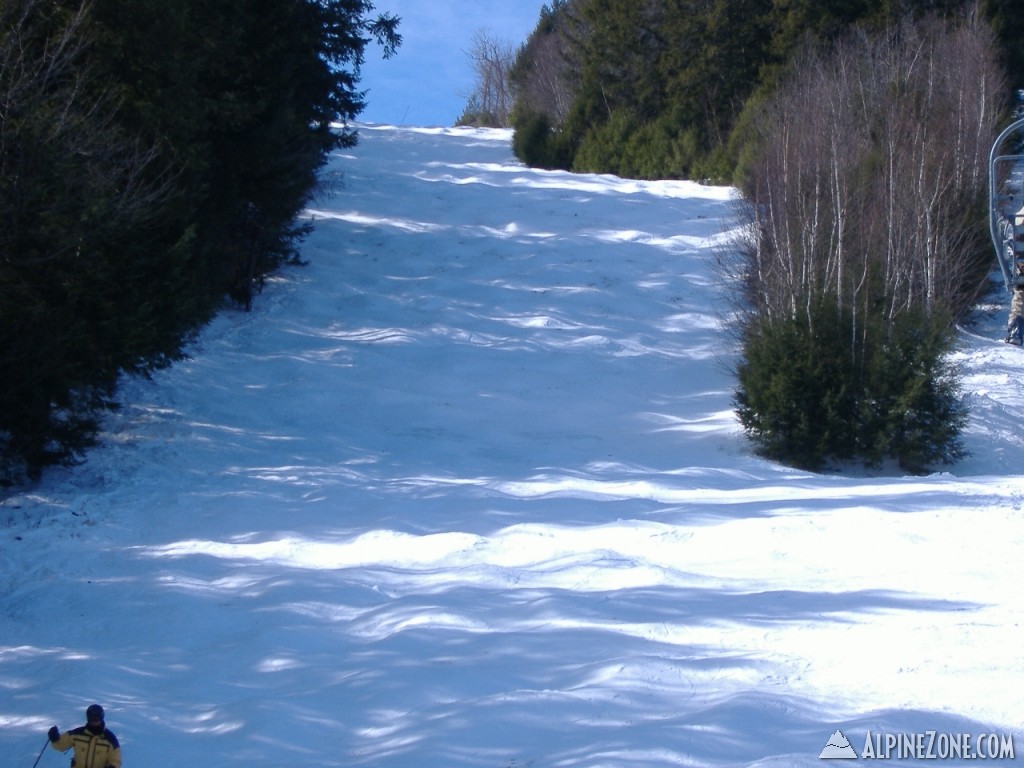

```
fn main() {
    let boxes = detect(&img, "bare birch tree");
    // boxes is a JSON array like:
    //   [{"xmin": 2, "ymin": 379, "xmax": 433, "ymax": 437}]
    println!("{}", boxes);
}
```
[
  {"xmin": 458, "ymin": 29, "xmax": 516, "ymax": 127},
  {"xmin": 740, "ymin": 8, "xmax": 1003, "ymax": 327},
  {"xmin": 511, "ymin": 19, "xmax": 578, "ymax": 127}
]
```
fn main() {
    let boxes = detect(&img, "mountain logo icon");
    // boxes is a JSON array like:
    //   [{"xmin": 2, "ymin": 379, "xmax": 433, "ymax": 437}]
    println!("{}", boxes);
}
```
[{"xmin": 819, "ymin": 729, "xmax": 858, "ymax": 759}]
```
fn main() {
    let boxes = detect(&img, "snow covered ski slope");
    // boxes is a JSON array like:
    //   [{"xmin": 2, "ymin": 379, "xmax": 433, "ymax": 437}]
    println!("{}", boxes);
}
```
[{"xmin": 2, "ymin": 124, "xmax": 1024, "ymax": 767}]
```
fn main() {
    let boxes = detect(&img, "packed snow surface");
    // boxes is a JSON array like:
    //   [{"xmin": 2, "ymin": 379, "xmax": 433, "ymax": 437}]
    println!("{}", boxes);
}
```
[{"xmin": 3, "ymin": 125, "xmax": 1023, "ymax": 767}]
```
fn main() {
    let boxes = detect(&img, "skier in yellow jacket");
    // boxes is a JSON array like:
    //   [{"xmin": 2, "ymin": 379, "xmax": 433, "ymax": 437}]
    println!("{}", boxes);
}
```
[{"xmin": 48, "ymin": 705, "xmax": 121, "ymax": 768}]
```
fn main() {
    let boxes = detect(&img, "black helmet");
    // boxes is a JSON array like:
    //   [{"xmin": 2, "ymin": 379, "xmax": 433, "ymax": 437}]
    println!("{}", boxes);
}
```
[{"xmin": 85, "ymin": 704, "xmax": 104, "ymax": 723}]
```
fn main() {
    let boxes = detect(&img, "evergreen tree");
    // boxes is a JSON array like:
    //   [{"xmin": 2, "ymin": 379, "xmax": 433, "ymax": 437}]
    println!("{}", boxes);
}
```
[
  {"xmin": 0, "ymin": 0, "xmax": 177, "ymax": 477},
  {"xmin": 511, "ymin": 0, "xmax": 1018, "ymax": 181},
  {"xmin": 0, "ymin": 0, "xmax": 400, "ymax": 482}
]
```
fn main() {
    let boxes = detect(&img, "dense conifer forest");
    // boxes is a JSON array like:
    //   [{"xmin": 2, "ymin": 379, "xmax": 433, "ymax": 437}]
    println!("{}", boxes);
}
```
[
  {"xmin": 511, "ymin": 0, "xmax": 1022, "ymax": 182},
  {"xmin": 0, "ymin": 0, "xmax": 398, "ymax": 482}
]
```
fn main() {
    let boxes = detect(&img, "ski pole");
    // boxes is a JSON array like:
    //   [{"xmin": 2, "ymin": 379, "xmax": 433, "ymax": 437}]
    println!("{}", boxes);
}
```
[{"xmin": 30, "ymin": 737, "xmax": 48, "ymax": 768}]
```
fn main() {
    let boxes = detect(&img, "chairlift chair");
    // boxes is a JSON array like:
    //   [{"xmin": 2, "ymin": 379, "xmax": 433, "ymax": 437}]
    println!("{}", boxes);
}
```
[{"xmin": 989, "ymin": 116, "xmax": 1024, "ymax": 291}]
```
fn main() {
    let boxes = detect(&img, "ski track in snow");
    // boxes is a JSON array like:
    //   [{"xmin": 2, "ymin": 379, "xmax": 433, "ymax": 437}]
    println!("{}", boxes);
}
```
[{"xmin": 2, "ymin": 124, "xmax": 1023, "ymax": 767}]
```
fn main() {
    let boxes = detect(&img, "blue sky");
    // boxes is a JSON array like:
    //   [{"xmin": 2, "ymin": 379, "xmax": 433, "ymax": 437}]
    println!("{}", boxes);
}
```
[{"xmin": 358, "ymin": 1, "xmax": 548, "ymax": 126}]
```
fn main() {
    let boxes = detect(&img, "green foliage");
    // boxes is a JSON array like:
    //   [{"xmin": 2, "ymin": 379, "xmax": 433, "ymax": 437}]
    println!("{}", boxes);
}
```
[
  {"xmin": 511, "ymin": 111, "xmax": 575, "ymax": 170},
  {"xmin": 0, "ymin": 0, "xmax": 400, "ymax": 482},
  {"xmin": 572, "ymin": 111, "xmax": 639, "ymax": 176},
  {"xmin": 736, "ymin": 298, "xmax": 966, "ymax": 473},
  {"xmin": 87, "ymin": 0, "xmax": 400, "ymax": 309},
  {"xmin": 570, "ymin": 110, "xmax": 700, "ymax": 180},
  {"xmin": 0, "ymin": 0, "xmax": 176, "ymax": 479},
  {"xmin": 510, "ymin": 0, "xmax": 1020, "ymax": 180},
  {"xmin": 858, "ymin": 308, "xmax": 967, "ymax": 472},
  {"xmin": 511, "ymin": 0, "xmax": 779, "ymax": 178},
  {"xmin": 735, "ymin": 298, "xmax": 859, "ymax": 471}
]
